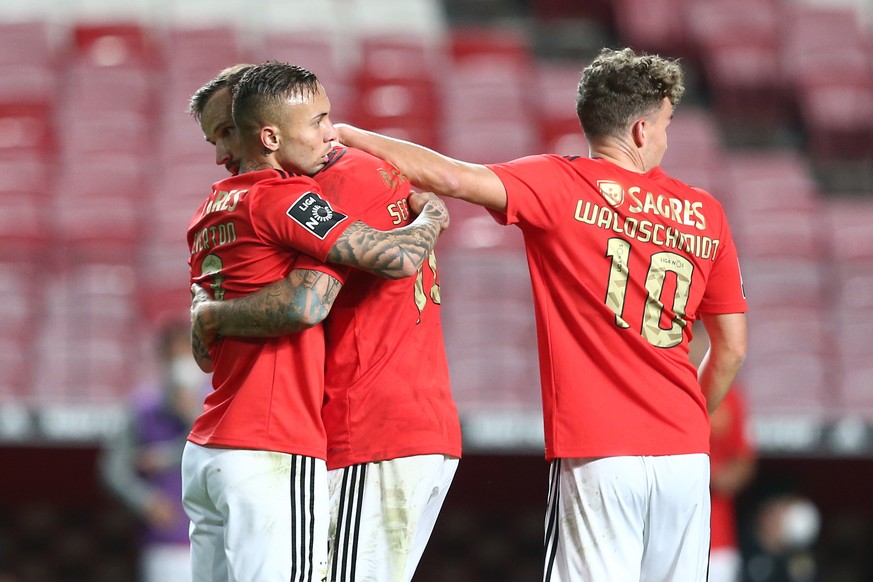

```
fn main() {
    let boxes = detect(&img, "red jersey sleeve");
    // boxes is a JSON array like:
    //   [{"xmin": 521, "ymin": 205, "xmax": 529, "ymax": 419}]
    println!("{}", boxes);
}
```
[
  {"xmin": 250, "ymin": 177, "xmax": 355, "ymax": 263},
  {"xmin": 487, "ymin": 154, "xmax": 578, "ymax": 229},
  {"xmin": 697, "ymin": 205, "xmax": 747, "ymax": 315}
]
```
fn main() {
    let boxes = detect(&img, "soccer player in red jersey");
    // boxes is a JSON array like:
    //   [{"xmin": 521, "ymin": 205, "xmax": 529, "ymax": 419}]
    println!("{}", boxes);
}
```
[
  {"xmin": 709, "ymin": 387, "xmax": 756, "ymax": 582},
  {"xmin": 337, "ymin": 47, "xmax": 748, "ymax": 581},
  {"xmin": 182, "ymin": 63, "xmax": 449, "ymax": 582},
  {"xmin": 188, "ymin": 62, "xmax": 462, "ymax": 582}
]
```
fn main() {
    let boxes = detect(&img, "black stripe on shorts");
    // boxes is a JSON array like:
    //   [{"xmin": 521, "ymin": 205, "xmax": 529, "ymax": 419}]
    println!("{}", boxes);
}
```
[{"xmin": 329, "ymin": 463, "xmax": 367, "ymax": 582}]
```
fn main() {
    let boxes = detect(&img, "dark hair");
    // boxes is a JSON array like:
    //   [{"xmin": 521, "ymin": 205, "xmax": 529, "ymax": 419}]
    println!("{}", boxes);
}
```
[
  {"xmin": 187, "ymin": 63, "xmax": 255, "ymax": 121},
  {"xmin": 576, "ymin": 47, "xmax": 685, "ymax": 140},
  {"xmin": 231, "ymin": 61, "xmax": 320, "ymax": 138}
]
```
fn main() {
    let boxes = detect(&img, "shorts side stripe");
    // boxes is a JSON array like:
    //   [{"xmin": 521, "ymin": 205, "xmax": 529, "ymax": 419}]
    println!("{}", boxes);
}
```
[
  {"xmin": 290, "ymin": 455, "xmax": 316, "ymax": 582},
  {"xmin": 291, "ymin": 454, "xmax": 300, "ymax": 582},
  {"xmin": 543, "ymin": 459, "xmax": 561, "ymax": 582},
  {"xmin": 330, "ymin": 464, "xmax": 366, "ymax": 582}
]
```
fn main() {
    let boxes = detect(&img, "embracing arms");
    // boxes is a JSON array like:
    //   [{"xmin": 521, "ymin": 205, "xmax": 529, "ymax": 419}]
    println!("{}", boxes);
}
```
[
  {"xmin": 335, "ymin": 124, "xmax": 509, "ymax": 212},
  {"xmin": 191, "ymin": 191, "xmax": 448, "ymax": 371}
]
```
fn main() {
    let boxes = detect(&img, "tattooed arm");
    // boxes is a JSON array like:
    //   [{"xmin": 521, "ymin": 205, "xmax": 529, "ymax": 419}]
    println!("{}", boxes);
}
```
[
  {"xmin": 189, "ymin": 191, "xmax": 446, "ymax": 360},
  {"xmin": 191, "ymin": 323, "xmax": 214, "ymax": 373},
  {"xmin": 326, "ymin": 190, "xmax": 449, "ymax": 279},
  {"xmin": 190, "ymin": 268, "xmax": 343, "ymax": 366}
]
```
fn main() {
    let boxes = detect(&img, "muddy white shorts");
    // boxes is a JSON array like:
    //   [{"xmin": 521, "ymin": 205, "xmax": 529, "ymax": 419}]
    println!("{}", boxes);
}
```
[
  {"xmin": 544, "ymin": 454, "xmax": 710, "ymax": 582},
  {"xmin": 181, "ymin": 442, "xmax": 329, "ymax": 582},
  {"xmin": 327, "ymin": 454, "xmax": 458, "ymax": 582}
]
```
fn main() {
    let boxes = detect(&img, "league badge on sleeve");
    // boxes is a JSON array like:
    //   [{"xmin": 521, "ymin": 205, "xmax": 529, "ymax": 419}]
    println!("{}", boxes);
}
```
[{"xmin": 286, "ymin": 192, "xmax": 348, "ymax": 239}]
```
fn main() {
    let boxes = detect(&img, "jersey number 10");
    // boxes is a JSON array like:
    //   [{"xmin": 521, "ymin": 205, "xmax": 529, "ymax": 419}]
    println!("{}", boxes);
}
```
[{"xmin": 604, "ymin": 238, "xmax": 692, "ymax": 348}]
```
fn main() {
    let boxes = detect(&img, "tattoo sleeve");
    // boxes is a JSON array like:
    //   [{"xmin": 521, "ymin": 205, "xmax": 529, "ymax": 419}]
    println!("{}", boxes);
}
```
[
  {"xmin": 327, "ymin": 200, "xmax": 445, "ymax": 279},
  {"xmin": 191, "ymin": 328, "xmax": 214, "ymax": 373},
  {"xmin": 207, "ymin": 269, "xmax": 342, "ymax": 338}
]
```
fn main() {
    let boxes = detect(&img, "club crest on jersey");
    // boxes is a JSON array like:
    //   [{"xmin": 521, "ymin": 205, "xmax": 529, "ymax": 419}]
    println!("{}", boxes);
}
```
[
  {"xmin": 286, "ymin": 192, "xmax": 348, "ymax": 239},
  {"xmin": 598, "ymin": 181, "xmax": 625, "ymax": 207}
]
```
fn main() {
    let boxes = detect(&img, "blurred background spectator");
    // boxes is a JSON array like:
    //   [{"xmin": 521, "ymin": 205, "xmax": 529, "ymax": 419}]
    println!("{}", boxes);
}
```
[
  {"xmin": 741, "ymin": 482, "xmax": 822, "ymax": 582},
  {"xmin": 98, "ymin": 319, "xmax": 205, "ymax": 582}
]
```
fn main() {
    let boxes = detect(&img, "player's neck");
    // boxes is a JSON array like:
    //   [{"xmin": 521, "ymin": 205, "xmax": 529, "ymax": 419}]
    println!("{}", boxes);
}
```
[
  {"xmin": 239, "ymin": 157, "xmax": 281, "ymax": 175},
  {"xmin": 589, "ymin": 139, "xmax": 648, "ymax": 174}
]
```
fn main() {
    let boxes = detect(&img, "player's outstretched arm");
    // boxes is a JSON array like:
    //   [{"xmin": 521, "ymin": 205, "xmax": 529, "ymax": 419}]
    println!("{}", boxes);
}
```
[
  {"xmin": 698, "ymin": 312, "xmax": 747, "ymax": 414},
  {"xmin": 335, "ymin": 124, "xmax": 509, "ymax": 212},
  {"xmin": 326, "ymin": 191, "xmax": 449, "ymax": 279},
  {"xmin": 190, "ymin": 268, "xmax": 343, "ymax": 349}
]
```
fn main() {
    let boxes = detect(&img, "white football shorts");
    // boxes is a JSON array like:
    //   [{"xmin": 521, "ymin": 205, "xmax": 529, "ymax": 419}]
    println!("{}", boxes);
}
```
[
  {"xmin": 181, "ymin": 442, "xmax": 329, "ymax": 582},
  {"xmin": 544, "ymin": 454, "xmax": 711, "ymax": 582},
  {"xmin": 327, "ymin": 454, "xmax": 459, "ymax": 582}
]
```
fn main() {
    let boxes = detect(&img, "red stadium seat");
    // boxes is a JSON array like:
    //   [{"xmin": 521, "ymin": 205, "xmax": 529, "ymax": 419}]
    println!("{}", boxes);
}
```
[
  {"xmin": 51, "ymin": 156, "xmax": 147, "ymax": 262},
  {"xmin": 685, "ymin": 0, "xmax": 781, "ymax": 47},
  {"xmin": 741, "ymin": 354, "xmax": 828, "ymax": 414},
  {"xmin": 746, "ymin": 307, "xmax": 833, "ymax": 361},
  {"xmin": 350, "ymin": 79, "xmax": 440, "ymax": 146},
  {"xmin": 440, "ymin": 119, "xmax": 540, "ymax": 165},
  {"xmin": 163, "ymin": 25, "xmax": 247, "ymax": 82},
  {"xmin": 612, "ymin": 0, "xmax": 694, "ymax": 60},
  {"xmin": 437, "ymin": 199, "xmax": 524, "ymax": 254},
  {"xmin": 442, "ymin": 60, "xmax": 532, "ymax": 125},
  {"xmin": 732, "ymin": 206, "xmax": 826, "ymax": 260},
  {"xmin": 0, "ymin": 155, "xmax": 52, "ymax": 262},
  {"xmin": 699, "ymin": 40, "xmax": 790, "ymax": 132},
  {"xmin": 0, "ymin": 261, "xmax": 44, "ymax": 341},
  {"xmin": 721, "ymin": 151, "xmax": 821, "ymax": 217},
  {"xmin": 780, "ymin": 2, "xmax": 866, "ymax": 62},
  {"xmin": 438, "ymin": 234, "xmax": 530, "ymax": 283},
  {"xmin": 686, "ymin": 0, "xmax": 789, "ymax": 130},
  {"xmin": 33, "ymin": 260, "xmax": 146, "ymax": 401},
  {"xmin": 356, "ymin": 34, "xmax": 448, "ymax": 83},
  {"xmin": 138, "ymin": 242, "xmax": 192, "ymax": 322},
  {"xmin": 0, "ymin": 190, "xmax": 50, "ymax": 263},
  {"xmin": 0, "ymin": 154, "xmax": 52, "ymax": 198},
  {"xmin": 788, "ymin": 43, "xmax": 873, "ymax": 91},
  {"xmin": 0, "ymin": 100, "xmax": 55, "ymax": 156},
  {"xmin": 0, "ymin": 21, "xmax": 55, "ymax": 68},
  {"xmin": 533, "ymin": 63, "xmax": 586, "ymax": 154},
  {"xmin": 70, "ymin": 22, "xmax": 158, "ymax": 68},
  {"xmin": 660, "ymin": 107, "xmax": 725, "ymax": 190},
  {"xmin": 830, "ymin": 266, "xmax": 873, "ymax": 314},
  {"xmin": 449, "ymin": 26, "xmax": 533, "ymax": 70},
  {"xmin": 34, "ymin": 335, "xmax": 142, "ymax": 401},
  {"xmin": 740, "ymin": 259, "xmax": 828, "ymax": 310},
  {"xmin": 149, "ymin": 162, "xmax": 224, "ymax": 242},
  {"xmin": 798, "ymin": 83, "xmax": 873, "ymax": 163},
  {"xmin": 59, "ymin": 110, "xmax": 153, "ymax": 159},
  {"xmin": 823, "ymin": 198, "xmax": 873, "ymax": 264},
  {"xmin": 58, "ymin": 63, "xmax": 155, "ymax": 118},
  {"xmin": 257, "ymin": 33, "xmax": 340, "ymax": 85},
  {"xmin": 0, "ymin": 336, "xmax": 35, "ymax": 400}
]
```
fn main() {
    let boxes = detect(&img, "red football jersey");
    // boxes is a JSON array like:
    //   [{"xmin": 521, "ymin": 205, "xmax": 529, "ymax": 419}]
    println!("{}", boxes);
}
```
[
  {"xmin": 296, "ymin": 147, "xmax": 462, "ymax": 470},
  {"xmin": 487, "ymin": 155, "xmax": 748, "ymax": 459},
  {"xmin": 186, "ymin": 169, "xmax": 354, "ymax": 458},
  {"xmin": 710, "ymin": 386, "xmax": 754, "ymax": 550}
]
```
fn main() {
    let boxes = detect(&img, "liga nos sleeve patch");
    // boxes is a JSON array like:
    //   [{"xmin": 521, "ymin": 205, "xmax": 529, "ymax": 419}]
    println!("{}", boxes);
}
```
[{"xmin": 286, "ymin": 191, "xmax": 349, "ymax": 239}]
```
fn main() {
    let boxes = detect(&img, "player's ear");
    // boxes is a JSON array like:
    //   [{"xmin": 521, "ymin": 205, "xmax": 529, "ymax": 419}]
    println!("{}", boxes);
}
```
[
  {"xmin": 259, "ymin": 125, "xmax": 280, "ymax": 152},
  {"xmin": 631, "ymin": 118, "xmax": 646, "ymax": 148}
]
